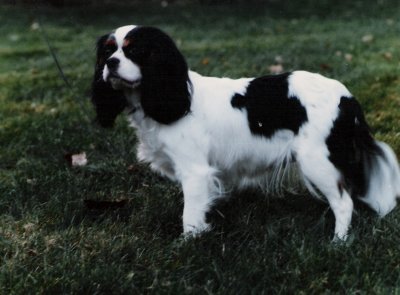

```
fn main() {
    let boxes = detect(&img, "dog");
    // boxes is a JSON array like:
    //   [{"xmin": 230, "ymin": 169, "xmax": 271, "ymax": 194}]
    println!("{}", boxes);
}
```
[{"xmin": 91, "ymin": 25, "xmax": 400, "ymax": 240}]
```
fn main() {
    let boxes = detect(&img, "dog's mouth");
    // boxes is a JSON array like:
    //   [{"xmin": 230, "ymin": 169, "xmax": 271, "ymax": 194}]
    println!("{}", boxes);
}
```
[{"xmin": 108, "ymin": 75, "xmax": 141, "ymax": 89}]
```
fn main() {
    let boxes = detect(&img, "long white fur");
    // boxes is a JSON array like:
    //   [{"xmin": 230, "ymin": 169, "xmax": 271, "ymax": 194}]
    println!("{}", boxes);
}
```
[
  {"xmin": 103, "ymin": 27, "xmax": 400, "ymax": 240},
  {"xmin": 362, "ymin": 141, "xmax": 400, "ymax": 216}
]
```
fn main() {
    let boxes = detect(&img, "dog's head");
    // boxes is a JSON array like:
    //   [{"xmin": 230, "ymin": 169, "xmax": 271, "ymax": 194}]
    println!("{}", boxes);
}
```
[{"xmin": 92, "ymin": 25, "xmax": 191, "ymax": 127}]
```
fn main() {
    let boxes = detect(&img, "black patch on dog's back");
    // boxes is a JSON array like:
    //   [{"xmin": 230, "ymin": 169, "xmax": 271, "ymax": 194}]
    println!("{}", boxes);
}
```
[{"xmin": 231, "ymin": 73, "xmax": 308, "ymax": 138}]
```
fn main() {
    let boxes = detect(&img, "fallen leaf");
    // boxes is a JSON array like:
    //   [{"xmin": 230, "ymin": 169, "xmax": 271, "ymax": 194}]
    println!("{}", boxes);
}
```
[
  {"xmin": 361, "ymin": 34, "xmax": 374, "ymax": 43},
  {"xmin": 268, "ymin": 64, "xmax": 284, "ymax": 74},
  {"xmin": 344, "ymin": 53, "xmax": 353, "ymax": 62},
  {"xmin": 45, "ymin": 238, "xmax": 57, "ymax": 248},
  {"xmin": 386, "ymin": 19, "xmax": 395, "ymax": 26},
  {"xmin": 30, "ymin": 22, "xmax": 40, "ymax": 31},
  {"xmin": 383, "ymin": 52, "xmax": 393, "ymax": 60},
  {"xmin": 9, "ymin": 34, "xmax": 20, "ymax": 42},
  {"xmin": 126, "ymin": 272, "xmax": 135, "ymax": 281},
  {"xmin": 201, "ymin": 58, "xmax": 210, "ymax": 65},
  {"xmin": 320, "ymin": 63, "xmax": 332, "ymax": 71},
  {"xmin": 23, "ymin": 223, "xmax": 36, "ymax": 233},
  {"xmin": 30, "ymin": 103, "xmax": 46, "ymax": 113},
  {"xmin": 65, "ymin": 152, "xmax": 88, "ymax": 167},
  {"xmin": 49, "ymin": 108, "xmax": 57, "ymax": 115},
  {"xmin": 72, "ymin": 153, "xmax": 87, "ymax": 166},
  {"xmin": 26, "ymin": 178, "xmax": 37, "ymax": 185}
]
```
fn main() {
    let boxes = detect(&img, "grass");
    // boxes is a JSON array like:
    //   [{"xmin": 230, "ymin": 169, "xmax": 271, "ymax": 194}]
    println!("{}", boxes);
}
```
[{"xmin": 1, "ymin": 1, "xmax": 400, "ymax": 293}]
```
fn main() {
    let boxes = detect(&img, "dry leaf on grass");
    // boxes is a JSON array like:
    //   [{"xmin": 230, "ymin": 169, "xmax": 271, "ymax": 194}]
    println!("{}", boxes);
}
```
[
  {"xmin": 361, "ymin": 34, "xmax": 374, "ymax": 43},
  {"xmin": 64, "ymin": 152, "xmax": 88, "ymax": 167},
  {"xmin": 268, "ymin": 64, "xmax": 284, "ymax": 74},
  {"xmin": 201, "ymin": 57, "xmax": 210, "ymax": 65},
  {"xmin": 344, "ymin": 53, "xmax": 353, "ymax": 62},
  {"xmin": 320, "ymin": 63, "xmax": 332, "ymax": 71},
  {"xmin": 23, "ymin": 222, "xmax": 36, "ymax": 233},
  {"xmin": 383, "ymin": 52, "xmax": 393, "ymax": 60},
  {"xmin": 30, "ymin": 22, "xmax": 39, "ymax": 31}
]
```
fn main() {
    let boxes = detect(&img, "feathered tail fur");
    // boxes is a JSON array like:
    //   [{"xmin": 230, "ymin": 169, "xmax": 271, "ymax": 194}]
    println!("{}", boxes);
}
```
[{"xmin": 328, "ymin": 97, "xmax": 400, "ymax": 216}]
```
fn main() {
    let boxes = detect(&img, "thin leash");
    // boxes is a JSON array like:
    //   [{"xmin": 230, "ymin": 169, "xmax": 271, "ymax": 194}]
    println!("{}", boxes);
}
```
[
  {"xmin": 33, "ymin": 8, "xmax": 121, "ymax": 152},
  {"xmin": 36, "ymin": 17, "xmax": 72, "ymax": 90},
  {"xmin": 35, "ymin": 13, "xmax": 89, "ymax": 120}
]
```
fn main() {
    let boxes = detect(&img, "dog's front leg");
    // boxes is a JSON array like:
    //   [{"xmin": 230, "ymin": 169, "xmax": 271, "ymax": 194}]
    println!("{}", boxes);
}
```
[{"xmin": 179, "ymin": 165, "xmax": 217, "ymax": 237}]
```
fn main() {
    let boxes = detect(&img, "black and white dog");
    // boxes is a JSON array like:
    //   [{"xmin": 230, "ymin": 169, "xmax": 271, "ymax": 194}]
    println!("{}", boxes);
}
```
[{"xmin": 92, "ymin": 25, "xmax": 400, "ymax": 240}]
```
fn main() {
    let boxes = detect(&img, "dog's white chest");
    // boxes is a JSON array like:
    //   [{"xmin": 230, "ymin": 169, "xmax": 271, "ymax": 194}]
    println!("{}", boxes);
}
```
[{"xmin": 130, "ymin": 115, "xmax": 177, "ymax": 180}]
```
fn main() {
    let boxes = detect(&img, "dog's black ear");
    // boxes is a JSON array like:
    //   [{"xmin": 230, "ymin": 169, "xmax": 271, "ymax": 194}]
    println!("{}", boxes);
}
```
[
  {"xmin": 91, "ymin": 34, "xmax": 127, "ymax": 128},
  {"xmin": 139, "ymin": 28, "xmax": 191, "ymax": 125}
]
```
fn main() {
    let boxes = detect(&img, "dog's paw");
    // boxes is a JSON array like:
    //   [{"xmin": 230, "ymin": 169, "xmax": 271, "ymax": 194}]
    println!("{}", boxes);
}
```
[
  {"xmin": 182, "ymin": 222, "xmax": 211, "ymax": 239},
  {"xmin": 332, "ymin": 232, "xmax": 355, "ymax": 246}
]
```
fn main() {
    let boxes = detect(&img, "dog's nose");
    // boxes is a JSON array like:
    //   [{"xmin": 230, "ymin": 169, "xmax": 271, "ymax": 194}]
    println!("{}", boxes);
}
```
[{"xmin": 106, "ymin": 58, "xmax": 120, "ymax": 71}]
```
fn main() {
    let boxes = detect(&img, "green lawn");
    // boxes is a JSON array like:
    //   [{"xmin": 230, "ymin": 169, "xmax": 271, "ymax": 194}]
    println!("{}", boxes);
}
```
[{"xmin": 1, "ymin": 1, "xmax": 400, "ymax": 293}]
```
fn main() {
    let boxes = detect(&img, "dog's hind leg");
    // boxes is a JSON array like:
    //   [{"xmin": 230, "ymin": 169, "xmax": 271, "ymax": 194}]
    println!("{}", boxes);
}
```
[{"xmin": 297, "ymin": 148, "xmax": 354, "ymax": 241}]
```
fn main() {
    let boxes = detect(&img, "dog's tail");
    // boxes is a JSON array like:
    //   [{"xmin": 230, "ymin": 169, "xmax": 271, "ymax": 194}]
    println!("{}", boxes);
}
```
[
  {"xmin": 360, "ymin": 140, "xmax": 400, "ymax": 216},
  {"xmin": 328, "ymin": 97, "xmax": 400, "ymax": 216}
]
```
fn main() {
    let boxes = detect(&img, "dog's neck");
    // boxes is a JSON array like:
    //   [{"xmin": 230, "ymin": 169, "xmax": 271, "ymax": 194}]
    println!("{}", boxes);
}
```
[{"xmin": 124, "ymin": 88, "xmax": 145, "ymax": 124}]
